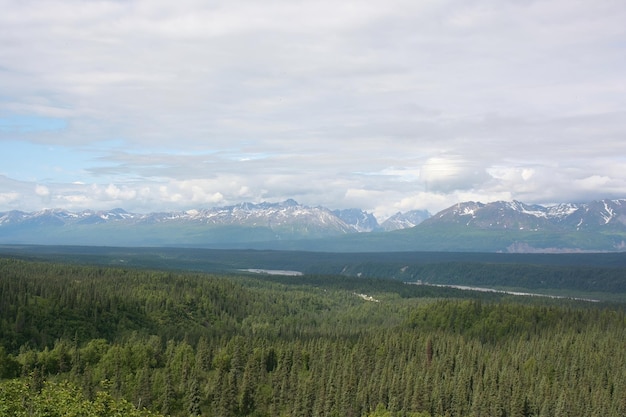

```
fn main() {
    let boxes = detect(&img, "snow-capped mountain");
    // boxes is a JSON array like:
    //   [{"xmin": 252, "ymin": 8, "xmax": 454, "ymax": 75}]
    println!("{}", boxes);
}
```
[
  {"xmin": 558, "ymin": 200, "xmax": 626, "ymax": 230},
  {"xmin": 425, "ymin": 200, "xmax": 555, "ymax": 231},
  {"xmin": 0, "ymin": 207, "xmax": 137, "ymax": 226},
  {"xmin": 2, "ymin": 198, "xmax": 626, "ymax": 252},
  {"xmin": 332, "ymin": 208, "xmax": 380, "ymax": 232},
  {"xmin": 380, "ymin": 210, "xmax": 430, "ymax": 231},
  {"xmin": 424, "ymin": 199, "xmax": 626, "ymax": 232},
  {"xmin": 149, "ymin": 199, "xmax": 355, "ymax": 233},
  {"xmin": 0, "ymin": 200, "xmax": 385, "ymax": 246},
  {"xmin": 402, "ymin": 199, "xmax": 626, "ymax": 252}
]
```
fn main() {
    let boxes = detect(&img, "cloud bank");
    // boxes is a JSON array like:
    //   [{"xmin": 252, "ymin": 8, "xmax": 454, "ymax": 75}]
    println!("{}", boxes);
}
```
[{"xmin": 1, "ymin": 0, "xmax": 625, "ymax": 219}]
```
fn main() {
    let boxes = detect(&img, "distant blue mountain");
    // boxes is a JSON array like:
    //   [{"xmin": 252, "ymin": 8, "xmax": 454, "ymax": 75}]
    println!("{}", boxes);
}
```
[{"xmin": 2, "ymin": 199, "xmax": 626, "ymax": 252}]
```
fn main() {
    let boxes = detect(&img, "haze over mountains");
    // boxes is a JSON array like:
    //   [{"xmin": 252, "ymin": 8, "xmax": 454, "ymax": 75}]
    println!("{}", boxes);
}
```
[{"xmin": 1, "ymin": 199, "xmax": 626, "ymax": 253}]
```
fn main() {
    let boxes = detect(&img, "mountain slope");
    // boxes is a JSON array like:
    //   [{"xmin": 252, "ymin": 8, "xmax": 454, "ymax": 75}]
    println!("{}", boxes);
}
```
[
  {"xmin": 2, "ymin": 199, "xmax": 626, "ymax": 252},
  {"xmin": 0, "ymin": 200, "xmax": 369, "ymax": 247},
  {"xmin": 422, "ymin": 199, "xmax": 626, "ymax": 232},
  {"xmin": 408, "ymin": 199, "xmax": 626, "ymax": 252},
  {"xmin": 332, "ymin": 208, "xmax": 380, "ymax": 232},
  {"xmin": 380, "ymin": 209, "xmax": 431, "ymax": 231}
]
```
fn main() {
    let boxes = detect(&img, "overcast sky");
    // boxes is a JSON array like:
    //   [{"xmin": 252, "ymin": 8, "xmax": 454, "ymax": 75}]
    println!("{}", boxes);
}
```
[{"xmin": 1, "ymin": 0, "xmax": 625, "ymax": 220}]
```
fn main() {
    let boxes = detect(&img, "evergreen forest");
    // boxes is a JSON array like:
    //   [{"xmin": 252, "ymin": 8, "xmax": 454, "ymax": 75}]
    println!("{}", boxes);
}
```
[{"xmin": 1, "ymin": 256, "xmax": 626, "ymax": 416}]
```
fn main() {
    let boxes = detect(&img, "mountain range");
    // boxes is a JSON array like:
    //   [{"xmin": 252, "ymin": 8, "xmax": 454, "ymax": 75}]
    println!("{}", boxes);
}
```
[{"xmin": 1, "ymin": 199, "xmax": 626, "ymax": 252}]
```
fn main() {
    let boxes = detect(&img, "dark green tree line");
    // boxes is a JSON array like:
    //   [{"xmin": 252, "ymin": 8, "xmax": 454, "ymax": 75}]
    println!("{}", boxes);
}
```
[{"xmin": 1, "ymin": 257, "xmax": 626, "ymax": 416}]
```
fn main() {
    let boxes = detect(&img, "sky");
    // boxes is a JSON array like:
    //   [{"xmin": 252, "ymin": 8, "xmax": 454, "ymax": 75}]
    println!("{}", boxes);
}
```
[{"xmin": 1, "ymin": 0, "xmax": 625, "ymax": 220}]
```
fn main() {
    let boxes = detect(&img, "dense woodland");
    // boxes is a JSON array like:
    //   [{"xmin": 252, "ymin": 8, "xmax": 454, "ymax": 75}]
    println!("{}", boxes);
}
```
[
  {"xmin": 3, "ymin": 245, "xmax": 626, "ymax": 302},
  {"xmin": 1, "ymin": 257, "xmax": 626, "ymax": 416}
]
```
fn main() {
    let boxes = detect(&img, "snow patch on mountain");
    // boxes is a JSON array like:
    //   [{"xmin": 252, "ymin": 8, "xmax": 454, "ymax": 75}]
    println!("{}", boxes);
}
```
[
  {"xmin": 2, "ymin": 199, "xmax": 626, "ymax": 251},
  {"xmin": 421, "ymin": 199, "xmax": 626, "ymax": 235},
  {"xmin": 546, "ymin": 203, "xmax": 579, "ymax": 219},
  {"xmin": 332, "ymin": 208, "xmax": 380, "ymax": 232},
  {"xmin": 380, "ymin": 210, "xmax": 431, "ymax": 231}
]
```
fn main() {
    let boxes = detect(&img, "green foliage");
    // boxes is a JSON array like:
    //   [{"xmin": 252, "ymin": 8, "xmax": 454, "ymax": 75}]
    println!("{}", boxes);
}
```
[
  {"xmin": 0, "ymin": 347, "xmax": 19, "ymax": 378},
  {"xmin": 365, "ymin": 404, "xmax": 432, "ymax": 417},
  {"xmin": 407, "ymin": 299, "xmax": 611, "ymax": 343},
  {"xmin": 4, "ymin": 245, "xmax": 626, "ymax": 301},
  {"xmin": 0, "ymin": 379, "xmax": 160, "ymax": 416},
  {"xmin": 1, "ymin": 257, "xmax": 626, "ymax": 416}
]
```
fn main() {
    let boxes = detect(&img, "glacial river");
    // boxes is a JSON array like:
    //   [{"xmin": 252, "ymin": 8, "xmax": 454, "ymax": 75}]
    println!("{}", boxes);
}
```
[
  {"xmin": 408, "ymin": 282, "xmax": 600, "ymax": 302},
  {"xmin": 241, "ymin": 268, "xmax": 303, "ymax": 276}
]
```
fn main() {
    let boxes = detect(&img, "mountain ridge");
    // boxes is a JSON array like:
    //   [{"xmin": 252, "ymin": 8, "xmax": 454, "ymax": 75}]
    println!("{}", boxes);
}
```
[
  {"xmin": 0, "ymin": 200, "xmax": 424, "ymax": 234},
  {"xmin": 2, "ymin": 198, "xmax": 626, "ymax": 252},
  {"xmin": 425, "ymin": 199, "xmax": 626, "ymax": 231}
]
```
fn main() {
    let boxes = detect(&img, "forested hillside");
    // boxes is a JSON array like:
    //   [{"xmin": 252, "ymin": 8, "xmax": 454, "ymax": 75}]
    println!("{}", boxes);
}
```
[
  {"xmin": 1, "ymin": 257, "xmax": 625, "ymax": 416},
  {"xmin": 4, "ymin": 245, "xmax": 626, "ymax": 302}
]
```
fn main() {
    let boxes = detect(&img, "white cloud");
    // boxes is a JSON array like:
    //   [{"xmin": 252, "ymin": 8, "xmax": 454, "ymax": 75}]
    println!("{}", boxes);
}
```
[
  {"xmin": 104, "ymin": 184, "xmax": 137, "ymax": 201},
  {"xmin": 420, "ymin": 156, "xmax": 490, "ymax": 192},
  {"xmin": 173, "ymin": 180, "xmax": 225, "ymax": 204},
  {"xmin": 34, "ymin": 185, "xmax": 50, "ymax": 197},
  {"xmin": 0, "ymin": 0, "xmax": 625, "ymax": 216},
  {"xmin": 60, "ymin": 194, "xmax": 91, "ymax": 206},
  {"xmin": 575, "ymin": 175, "xmax": 612, "ymax": 189},
  {"xmin": 0, "ymin": 192, "xmax": 20, "ymax": 205},
  {"xmin": 521, "ymin": 169, "xmax": 534, "ymax": 181}
]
